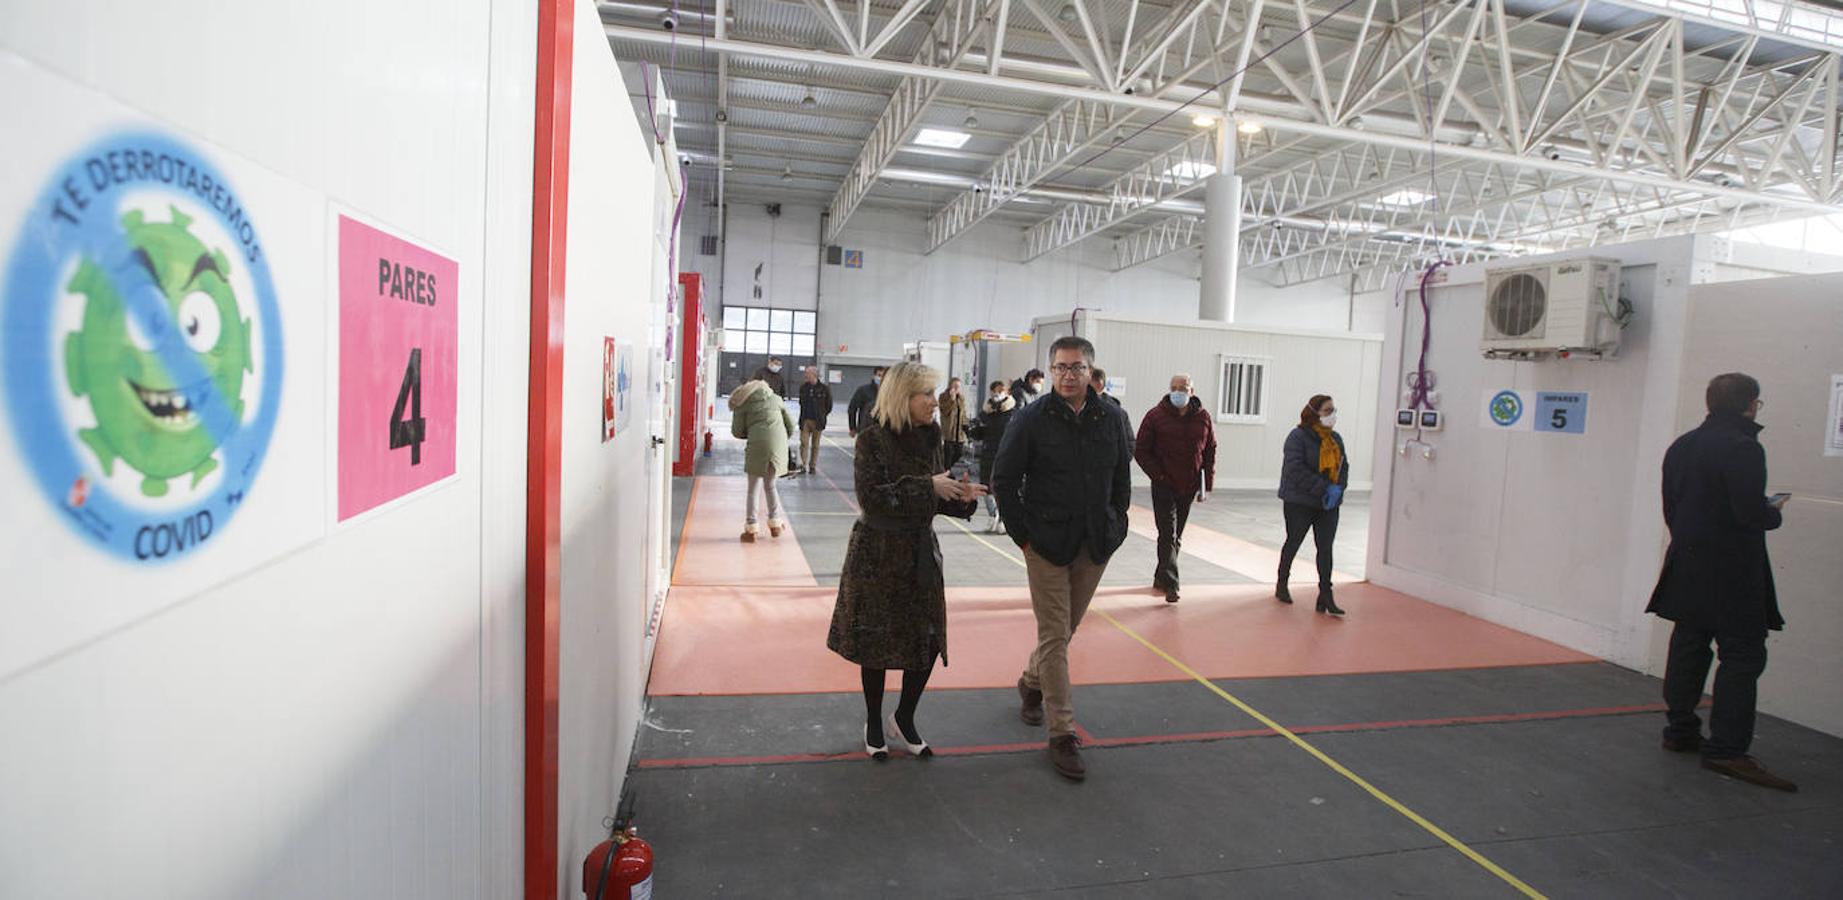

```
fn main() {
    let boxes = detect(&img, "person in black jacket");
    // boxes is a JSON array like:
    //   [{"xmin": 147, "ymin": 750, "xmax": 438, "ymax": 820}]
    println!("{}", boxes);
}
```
[
  {"xmin": 991, "ymin": 337, "xmax": 1133, "ymax": 782},
  {"xmin": 752, "ymin": 355, "xmax": 788, "ymax": 397},
  {"xmin": 971, "ymin": 380, "xmax": 1016, "ymax": 531},
  {"xmin": 796, "ymin": 366, "xmax": 833, "ymax": 476},
  {"xmin": 847, "ymin": 366, "xmax": 887, "ymax": 437},
  {"xmin": 1647, "ymin": 373, "xmax": 1796, "ymax": 792},
  {"xmin": 1276, "ymin": 394, "xmax": 1349, "ymax": 616},
  {"xmin": 1009, "ymin": 369, "xmax": 1044, "ymax": 407}
]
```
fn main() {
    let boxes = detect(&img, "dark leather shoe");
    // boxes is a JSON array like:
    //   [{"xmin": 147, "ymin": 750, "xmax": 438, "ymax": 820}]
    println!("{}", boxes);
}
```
[
  {"xmin": 1661, "ymin": 732, "xmax": 1702, "ymax": 753},
  {"xmin": 1275, "ymin": 583, "xmax": 1293, "ymax": 604},
  {"xmin": 1164, "ymin": 588, "xmax": 1179, "ymax": 603},
  {"xmin": 1018, "ymin": 677, "xmax": 1044, "ymax": 727},
  {"xmin": 1703, "ymin": 756, "xmax": 1797, "ymax": 792},
  {"xmin": 1047, "ymin": 733, "xmax": 1086, "ymax": 781}
]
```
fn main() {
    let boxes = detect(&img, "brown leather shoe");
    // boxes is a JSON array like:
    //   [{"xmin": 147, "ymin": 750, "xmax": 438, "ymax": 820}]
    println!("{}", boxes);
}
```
[
  {"xmin": 1661, "ymin": 733, "xmax": 1702, "ymax": 753},
  {"xmin": 1018, "ymin": 677, "xmax": 1044, "ymax": 727},
  {"xmin": 1047, "ymin": 733, "xmax": 1086, "ymax": 781},
  {"xmin": 1702, "ymin": 755, "xmax": 1798, "ymax": 792}
]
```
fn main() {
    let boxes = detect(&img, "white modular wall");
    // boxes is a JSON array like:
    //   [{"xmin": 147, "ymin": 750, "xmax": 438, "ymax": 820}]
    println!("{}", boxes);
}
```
[
  {"xmin": 0, "ymin": 1, "xmax": 537, "ymax": 899},
  {"xmin": 555, "ymin": 2, "xmax": 676, "ymax": 892},
  {"xmin": 1366, "ymin": 237, "xmax": 1707, "ymax": 668},
  {"xmin": 1076, "ymin": 314, "xmax": 1383, "ymax": 490},
  {"xmin": 1664, "ymin": 273, "xmax": 1843, "ymax": 737}
]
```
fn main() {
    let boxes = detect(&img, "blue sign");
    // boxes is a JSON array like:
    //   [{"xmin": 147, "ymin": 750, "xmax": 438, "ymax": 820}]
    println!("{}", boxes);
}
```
[
  {"xmin": 1534, "ymin": 391, "xmax": 1589, "ymax": 434},
  {"xmin": 1488, "ymin": 390, "xmax": 1524, "ymax": 427},
  {"xmin": 2, "ymin": 131, "xmax": 284, "ymax": 562},
  {"xmin": 843, "ymin": 249, "xmax": 863, "ymax": 269}
]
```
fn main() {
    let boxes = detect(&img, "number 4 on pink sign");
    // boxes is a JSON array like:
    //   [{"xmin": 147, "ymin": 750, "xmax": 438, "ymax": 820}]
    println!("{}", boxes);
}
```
[{"xmin": 389, "ymin": 348, "xmax": 426, "ymax": 465}]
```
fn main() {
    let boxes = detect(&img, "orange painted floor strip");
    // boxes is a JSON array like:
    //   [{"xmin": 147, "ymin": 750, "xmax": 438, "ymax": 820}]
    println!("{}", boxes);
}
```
[
  {"xmin": 670, "ymin": 473, "xmax": 818, "ymax": 588},
  {"xmin": 1126, "ymin": 503, "xmax": 1359, "ymax": 584},
  {"xmin": 647, "ymin": 580, "xmax": 1594, "ymax": 696}
]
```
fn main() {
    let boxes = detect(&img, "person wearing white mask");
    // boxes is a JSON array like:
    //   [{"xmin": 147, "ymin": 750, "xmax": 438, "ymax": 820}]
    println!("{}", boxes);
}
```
[
  {"xmin": 1276, "ymin": 394, "xmax": 1349, "ymax": 615},
  {"xmin": 752, "ymin": 355, "xmax": 788, "ymax": 397},
  {"xmin": 1132, "ymin": 374, "xmax": 1216, "ymax": 603}
]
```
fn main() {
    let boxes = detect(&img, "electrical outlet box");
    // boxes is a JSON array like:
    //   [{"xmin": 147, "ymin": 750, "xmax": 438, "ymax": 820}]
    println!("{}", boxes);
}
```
[
  {"xmin": 1419, "ymin": 409, "xmax": 1444, "ymax": 431},
  {"xmin": 1396, "ymin": 409, "xmax": 1417, "ymax": 430}
]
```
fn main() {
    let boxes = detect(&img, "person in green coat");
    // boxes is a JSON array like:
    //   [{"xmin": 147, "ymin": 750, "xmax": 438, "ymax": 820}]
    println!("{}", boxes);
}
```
[{"xmin": 729, "ymin": 379, "xmax": 796, "ymax": 542}]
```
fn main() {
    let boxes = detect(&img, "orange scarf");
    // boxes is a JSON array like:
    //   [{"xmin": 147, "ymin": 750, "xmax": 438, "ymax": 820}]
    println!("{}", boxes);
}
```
[{"xmin": 1313, "ymin": 425, "xmax": 1342, "ymax": 479}]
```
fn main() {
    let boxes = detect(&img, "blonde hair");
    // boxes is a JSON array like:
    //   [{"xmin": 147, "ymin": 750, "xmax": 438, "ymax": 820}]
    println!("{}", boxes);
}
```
[{"xmin": 873, "ymin": 361, "xmax": 940, "ymax": 432}]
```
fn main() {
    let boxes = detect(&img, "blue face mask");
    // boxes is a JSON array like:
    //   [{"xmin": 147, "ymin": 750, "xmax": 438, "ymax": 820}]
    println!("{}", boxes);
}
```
[{"xmin": 1169, "ymin": 390, "xmax": 1190, "ymax": 407}]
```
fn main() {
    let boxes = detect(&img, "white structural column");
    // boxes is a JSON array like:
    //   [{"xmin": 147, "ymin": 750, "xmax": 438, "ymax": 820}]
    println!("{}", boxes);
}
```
[{"xmin": 1199, "ymin": 118, "xmax": 1240, "ymax": 322}]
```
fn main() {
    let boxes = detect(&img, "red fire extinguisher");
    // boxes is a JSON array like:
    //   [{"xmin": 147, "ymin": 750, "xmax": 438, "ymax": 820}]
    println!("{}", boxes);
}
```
[
  {"xmin": 583, "ymin": 812, "xmax": 654, "ymax": 900},
  {"xmin": 702, "ymin": 429, "xmax": 713, "ymax": 456}
]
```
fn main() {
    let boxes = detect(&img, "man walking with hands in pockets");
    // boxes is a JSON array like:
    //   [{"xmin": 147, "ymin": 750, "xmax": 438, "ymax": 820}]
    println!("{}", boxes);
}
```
[{"xmin": 992, "ymin": 336, "xmax": 1134, "ymax": 781}]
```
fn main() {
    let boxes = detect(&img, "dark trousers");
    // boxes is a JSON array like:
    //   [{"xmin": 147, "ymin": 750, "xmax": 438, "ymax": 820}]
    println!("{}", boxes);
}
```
[
  {"xmin": 1662, "ymin": 622, "xmax": 1766, "ymax": 760},
  {"xmin": 944, "ymin": 442, "xmax": 965, "ymax": 469},
  {"xmin": 1150, "ymin": 483, "xmax": 1194, "ymax": 590},
  {"xmin": 1278, "ymin": 502, "xmax": 1339, "ymax": 589}
]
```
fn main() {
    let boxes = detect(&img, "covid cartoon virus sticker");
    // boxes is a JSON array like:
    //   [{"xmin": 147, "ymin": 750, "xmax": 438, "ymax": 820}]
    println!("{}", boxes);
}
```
[
  {"xmin": 3, "ymin": 131, "xmax": 284, "ymax": 563},
  {"xmin": 65, "ymin": 206, "xmax": 254, "ymax": 496}
]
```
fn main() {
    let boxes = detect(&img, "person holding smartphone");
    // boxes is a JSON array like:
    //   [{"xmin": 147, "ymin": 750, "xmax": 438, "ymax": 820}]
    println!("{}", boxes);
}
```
[{"xmin": 1646, "ymin": 373, "xmax": 1796, "ymax": 792}]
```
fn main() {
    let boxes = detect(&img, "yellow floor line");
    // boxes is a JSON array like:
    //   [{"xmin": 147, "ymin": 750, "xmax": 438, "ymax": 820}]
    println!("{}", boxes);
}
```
[{"xmin": 940, "ymin": 514, "xmax": 1546, "ymax": 899}]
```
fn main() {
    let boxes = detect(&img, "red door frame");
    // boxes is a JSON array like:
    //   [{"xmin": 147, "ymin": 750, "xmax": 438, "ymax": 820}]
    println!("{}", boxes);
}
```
[{"xmin": 526, "ymin": 0, "xmax": 572, "ymax": 897}]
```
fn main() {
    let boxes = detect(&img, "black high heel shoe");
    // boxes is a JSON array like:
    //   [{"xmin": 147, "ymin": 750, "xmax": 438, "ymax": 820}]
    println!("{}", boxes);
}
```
[{"xmin": 1315, "ymin": 589, "xmax": 1346, "ymax": 617}]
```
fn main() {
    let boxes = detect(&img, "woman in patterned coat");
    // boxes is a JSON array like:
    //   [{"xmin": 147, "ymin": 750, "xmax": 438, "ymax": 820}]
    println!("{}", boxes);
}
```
[{"xmin": 826, "ymin": 361, "xmax": 985, "ymax": 759}]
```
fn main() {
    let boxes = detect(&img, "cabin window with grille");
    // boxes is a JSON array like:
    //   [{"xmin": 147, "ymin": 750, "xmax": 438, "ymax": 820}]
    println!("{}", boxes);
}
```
[{"xmin": 1216, "ymin": 356, "xmax": 1268, "ymax": 424}]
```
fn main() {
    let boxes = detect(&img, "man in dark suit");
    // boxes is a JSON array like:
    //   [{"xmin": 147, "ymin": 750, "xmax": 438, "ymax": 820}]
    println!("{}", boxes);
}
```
[
  {"xmin": 1647, "ymin": 372, "xmax": 1796, "ymax": 792},
  {"xmin": 847, "ymin": 366, "xmax": 886, "ymax": 437}
]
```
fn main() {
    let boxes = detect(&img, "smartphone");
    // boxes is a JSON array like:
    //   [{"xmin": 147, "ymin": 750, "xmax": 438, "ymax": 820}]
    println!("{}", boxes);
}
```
[{"xmin": 1768, "ymin": 492, "xmax": 1792, "ymax": 507}]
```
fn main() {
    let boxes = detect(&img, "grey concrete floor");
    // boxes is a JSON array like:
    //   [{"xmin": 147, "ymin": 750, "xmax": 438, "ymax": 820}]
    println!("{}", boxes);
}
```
[{"xmin": 649, "ymin": 422, "xmax": 1843, "ymax": 898}]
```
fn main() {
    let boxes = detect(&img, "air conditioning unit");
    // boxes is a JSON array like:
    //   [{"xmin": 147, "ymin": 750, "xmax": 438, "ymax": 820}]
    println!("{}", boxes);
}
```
[{"xmin": 1481, "ymin": 257, "xmax": 1626, "ymax": 359}]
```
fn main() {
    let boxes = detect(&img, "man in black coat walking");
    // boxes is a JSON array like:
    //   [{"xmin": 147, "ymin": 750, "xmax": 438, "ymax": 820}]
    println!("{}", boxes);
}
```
[
  {"xmin": 992, "ymin": 337, "xmax": 1133, "ymax": 782},
  {"xmin": 847, "ymin": 366, "xmax": 887, "ymax": 437},
  {"xmin": 1647, "ymin": 372, "xmax": 1796, "ymax": 792}
]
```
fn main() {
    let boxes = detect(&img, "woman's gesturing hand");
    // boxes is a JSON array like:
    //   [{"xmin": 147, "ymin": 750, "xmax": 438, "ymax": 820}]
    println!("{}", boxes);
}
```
[{"xmin": 932, "ymin": 472, "xmax": 980, "ymax": 501}]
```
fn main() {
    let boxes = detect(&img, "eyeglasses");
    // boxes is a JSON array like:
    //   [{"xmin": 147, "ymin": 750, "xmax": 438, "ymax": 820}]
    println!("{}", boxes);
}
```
[{"xmin": 1049, "ymin": 363, "xmax": 1090, "ymax": 376}]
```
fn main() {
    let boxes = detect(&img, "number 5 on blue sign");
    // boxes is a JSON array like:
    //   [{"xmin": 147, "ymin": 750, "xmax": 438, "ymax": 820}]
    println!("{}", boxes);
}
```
[{"xmin": 1535, "ymin": 392, "xmax": 1588, "ymax": 434}]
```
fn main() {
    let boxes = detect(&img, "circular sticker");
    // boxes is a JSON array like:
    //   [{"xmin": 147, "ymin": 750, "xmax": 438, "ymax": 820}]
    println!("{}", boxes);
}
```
[
  {"xmin": 2, "ymin": 130, "xmax": 284, "ymax": 563},
  {"xmin": 1489, "ymin": 390, "xmax": 1524, "ymax": 428}
]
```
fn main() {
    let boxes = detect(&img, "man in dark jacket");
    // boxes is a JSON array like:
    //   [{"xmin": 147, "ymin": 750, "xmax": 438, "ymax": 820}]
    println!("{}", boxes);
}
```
[
  {"xmin": 752, "ymin": 356, "xmax": 788, "ymax": 397},
  {"xmin": 1647, "ymin": 372, "xmax": 1795, "ymax": 791},
  {"xmin": 1134, "ymin": 374, "xmax": 1217, "ymax": 603},
  {"xmin": 992, "ymin": 337, "xmax": 1133, "ymax": 782},
  {"xmin": 796, "ymin": 366, "xmax": 833, "ymax": 475},
  {"xmin": 847, "ymin": 366, "xmax": 886, "ymax": 437}
]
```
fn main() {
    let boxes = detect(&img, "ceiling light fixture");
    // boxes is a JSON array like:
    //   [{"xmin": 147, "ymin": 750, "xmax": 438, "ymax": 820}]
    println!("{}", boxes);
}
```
[
  {"xmin": 781, "ymin": 164, "xmax": 793, "ymax": 181},
  {"xmin": 1376, "ymin": 189, "xmax": 1435, "ymax": 207},
  {"xmin": 964, "ymin": 108, "xmax": 979, "ymax": 129},
  {"xmin": 1057, "ymin": 3, "xmax": 1079, "ymax": 23},
  {"xmin": 1192, "ymin": 113, "xmax": 1217, "ymax": 128},
  {"xmin": 913, "ymin": 127, "xmax": 972, "ymax": 149},
  {"xmin": 801, "ymin": 87, "xmax": 817, "ymax": 109},
  {"xmin": 1237, "ymin": 120, "xmax": 1263, "ymax": 135}
]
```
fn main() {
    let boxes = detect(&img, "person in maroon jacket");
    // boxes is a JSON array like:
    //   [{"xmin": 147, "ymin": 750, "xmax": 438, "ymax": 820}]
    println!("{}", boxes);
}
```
[{"xmin": 1134, "ymin": 374, "xmax": 1217, "ymax": 603}]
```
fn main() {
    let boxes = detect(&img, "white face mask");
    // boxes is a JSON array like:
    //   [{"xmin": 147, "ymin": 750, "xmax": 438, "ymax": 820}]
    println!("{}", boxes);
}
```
[
  {"xmin": 1168, "ymin": 390, "xmax": 1190, "ymax": 407},
  {"xmin": 1320, "ymin": 413, "xmax": 1338, "ymax": 429},
  {"xmin": 1030, "ymin": 381, "xmax": 1042, "ymax": 392},
  {"xmin": 768, "ymin": 363, "xmax": 782, "ymax": 373}
]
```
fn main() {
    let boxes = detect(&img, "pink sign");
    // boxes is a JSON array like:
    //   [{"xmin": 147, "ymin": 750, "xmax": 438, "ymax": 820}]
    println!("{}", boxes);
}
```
[{"xmin": 337, "ymin": 215, "xmax": 458, "ymax": 520}]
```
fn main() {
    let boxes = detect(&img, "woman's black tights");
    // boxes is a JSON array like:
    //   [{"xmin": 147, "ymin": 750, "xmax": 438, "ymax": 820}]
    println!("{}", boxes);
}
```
[{"xmin": 862, "ymin": 665, "xmax": 932, "ymax": 745}]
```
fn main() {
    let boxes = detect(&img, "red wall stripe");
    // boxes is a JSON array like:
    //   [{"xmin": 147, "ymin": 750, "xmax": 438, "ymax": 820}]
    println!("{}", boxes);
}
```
[{"xmin": 526, "ymin": 0, "xmax": 572, "ymax": 896}]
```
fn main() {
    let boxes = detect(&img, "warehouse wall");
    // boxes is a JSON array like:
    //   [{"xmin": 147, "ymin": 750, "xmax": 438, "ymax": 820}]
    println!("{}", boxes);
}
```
[
  {"xmin": 0, "ymin": 0, "xmax": 538, "ymax": 897},
  {"xmin": 555, "ymin": 3, "xmax": 675, "ymax": 893},
  {"xmin": 1365, "ymin": 237, "xmax": 1701, "ymax": 667},
  {"xmin": 1659, "ymin": 272, "xmax": 1843, "ymax": 738},
  {"xmin": 1080, "ymin": 314, "xmax": 1382, "ymax": 490}
]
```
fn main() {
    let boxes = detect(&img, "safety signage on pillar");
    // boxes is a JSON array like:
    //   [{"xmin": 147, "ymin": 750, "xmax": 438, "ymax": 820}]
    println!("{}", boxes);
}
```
[
  {"xmin": 335, "ymin": 213, "xmax": 458, "ymax": 521},
  {"xmin": 0, "ymin": 53, "xmax": 328, "ymax": 671},
  {"xmin": 1532, "ymin": 391, "xmax": 1589, "ymax": 434}
]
